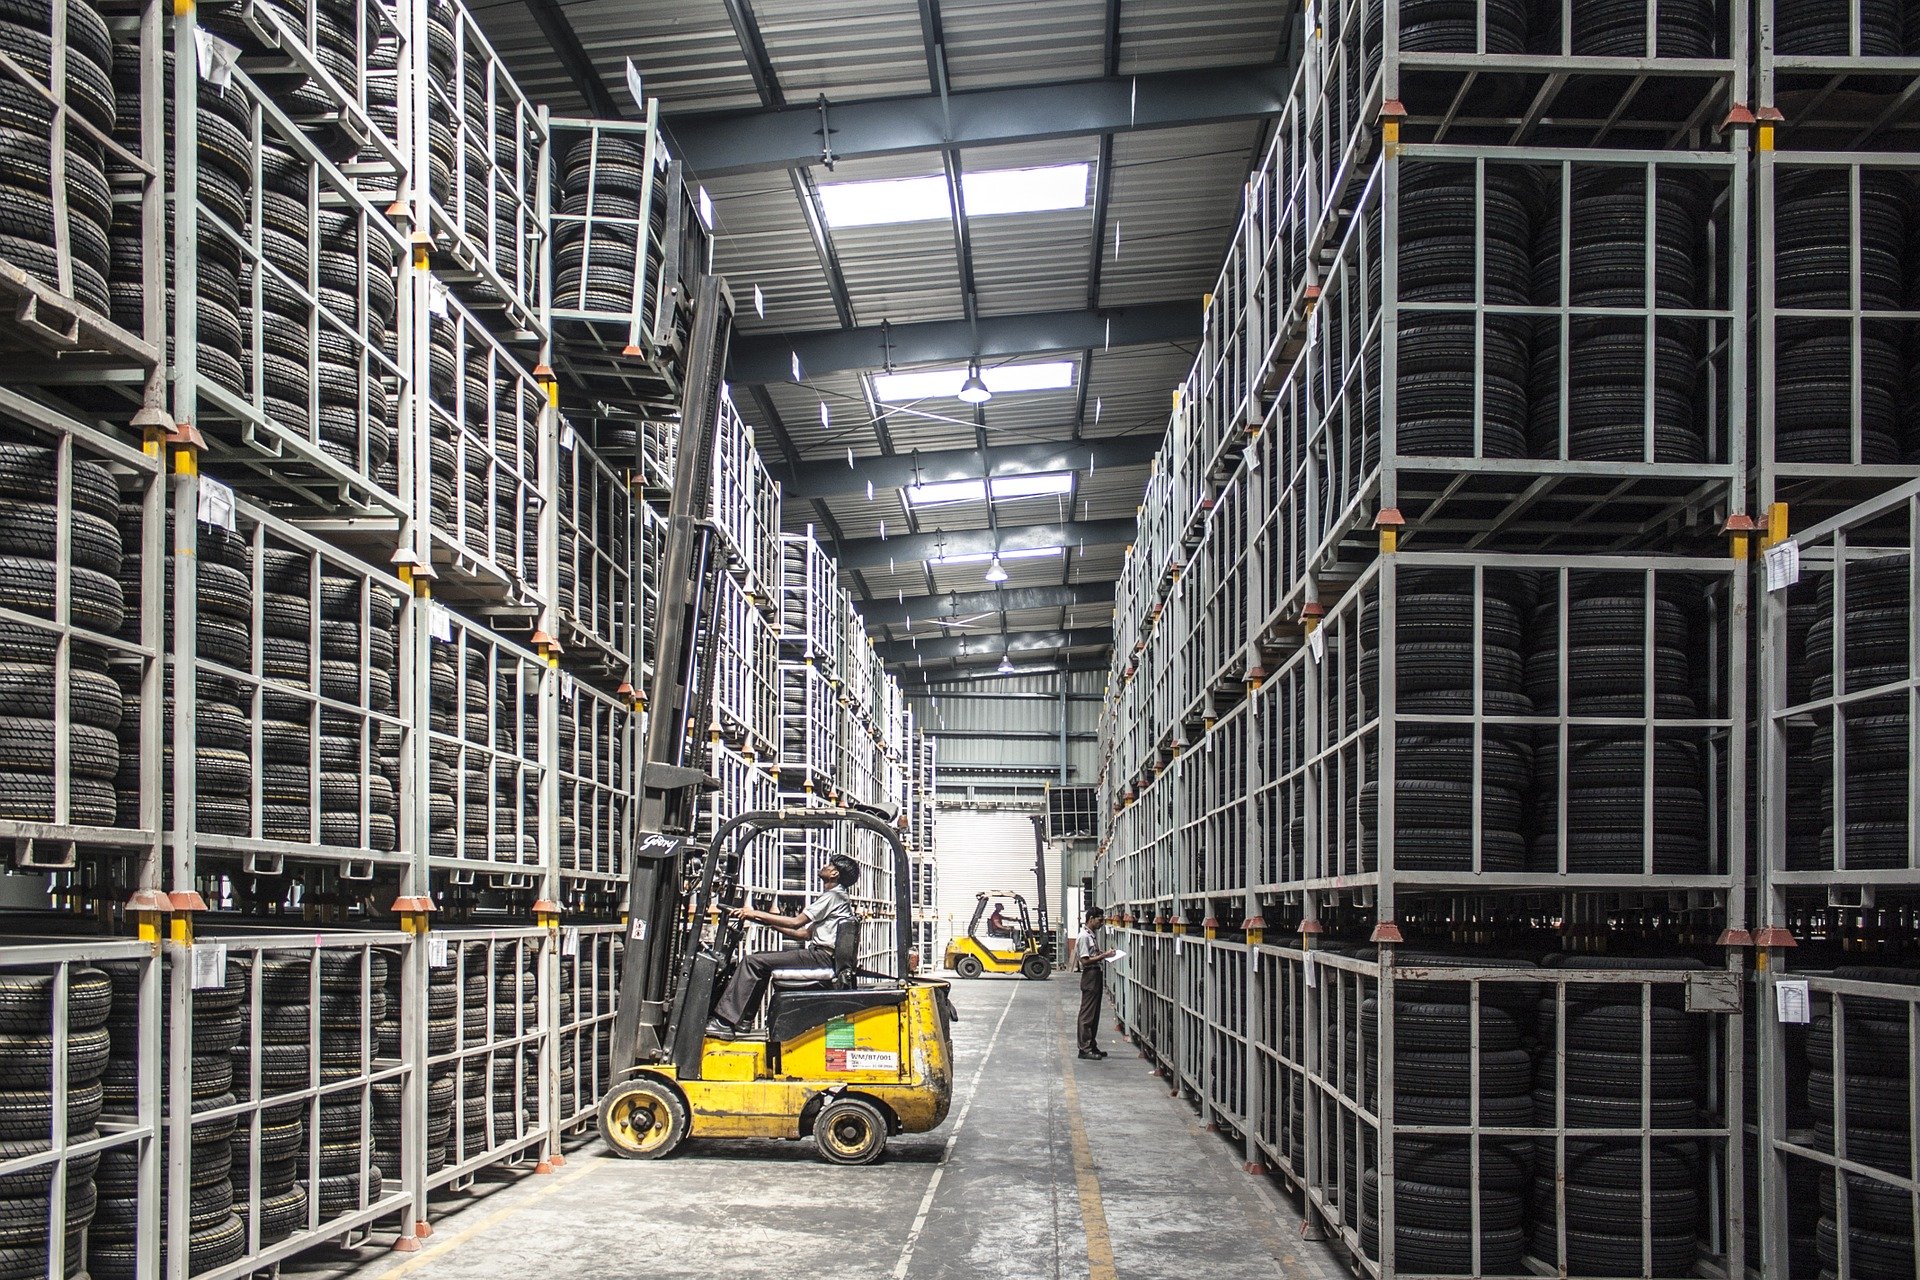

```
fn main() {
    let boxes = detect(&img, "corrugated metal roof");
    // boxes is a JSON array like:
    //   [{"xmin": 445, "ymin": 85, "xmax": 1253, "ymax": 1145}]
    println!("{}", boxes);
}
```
[{"xmin": 466, "ymin": 0, "xmax": 1287, "ymax": 671}]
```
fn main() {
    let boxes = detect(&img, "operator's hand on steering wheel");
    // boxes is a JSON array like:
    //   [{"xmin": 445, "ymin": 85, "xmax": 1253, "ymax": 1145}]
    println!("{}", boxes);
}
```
[{"xmin": 727, "ymin": 905, "xmax": 748, "ymax": 921}]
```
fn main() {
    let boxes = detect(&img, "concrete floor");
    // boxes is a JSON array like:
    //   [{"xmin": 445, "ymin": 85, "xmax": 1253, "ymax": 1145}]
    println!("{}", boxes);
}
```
[{"xmin": 296, "ymin": 980, "xmax": 1336, "ymax": 1280}]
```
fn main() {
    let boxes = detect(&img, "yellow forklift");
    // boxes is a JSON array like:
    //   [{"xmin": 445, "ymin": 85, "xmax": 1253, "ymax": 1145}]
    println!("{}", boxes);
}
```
[
  {"xmin": 944, "ymin": 890, "xmax": 1051, "ymax": 980},
  {"xmin": 596, "ymin": 278, "xmax": 954, "ymax": 1165},
  {"xmin": 597, "ymin": 807, "xmax": 955, "ymax": 1164}
]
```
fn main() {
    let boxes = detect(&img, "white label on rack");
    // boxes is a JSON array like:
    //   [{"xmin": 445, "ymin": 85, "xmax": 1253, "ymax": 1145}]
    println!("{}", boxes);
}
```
[
  {"xmin": 1775, "ymin": 979, "xmax": 1810, "ymax": 1024},
  {"xmin": 1308, "ymin": 626, "xmax": 1325, "ymax": 663},
  {"xmin": 559, "ymin": 424, "xmax": 575, "ymax": 451},
  {"xmin": 561, "ymin": 927, "xmax": 580, "ymax": 957},
  {"xmin": 428, "ymin": 935, "xmax": 449, "ymax": 968},
  {"xmin": 428, "ymin": 278, "xmax": 450, "ymax": 319},
  {"xmin": 560, "ymin": 672, "xmax": 575, "ymax": 704},
  {"xmin": 194, "ymin": 29, "xmax": 241, "ymax": 90},
  {"xmin": 1764, "ymin": 540, "xmax": 1800, "ymax": 592},
  {"xmin": 196, "ymin": 478, "xmax": 236, "ymax": 532},
  {"xmin": 191, "ymin": 942, "xmax": 227, "ymax": 989},
  {"xmin": 1304, "ymin": 951, "xmax": 1317, "ymax": 987},
  {"xmin": 624, "ymin": 58, "xmax": 645, "ymax": 109},
  {"xmin": 753, "ymin": 284, "xmax": 765, "ymax": 319},
  {"xmin": 429, "ymin": 602, "xmax": 453, "ymax": 643}
]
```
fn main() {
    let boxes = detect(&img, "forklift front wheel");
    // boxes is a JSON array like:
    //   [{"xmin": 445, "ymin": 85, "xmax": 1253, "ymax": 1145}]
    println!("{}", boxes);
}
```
[
  {"xmin": 598, "ymin": 1078, "xmax": 689, "ymax": 1159},
  {"xmin": 953, "ymin": 955, "xmax": 983, "ymax": 979},
  {"xmin": 815, "ymin": 1096, "xmax": 888, "ymax": 1165},
  {"xmin": 1021, "ymin": 955, "xmax": 1051, "ymax": 981}
]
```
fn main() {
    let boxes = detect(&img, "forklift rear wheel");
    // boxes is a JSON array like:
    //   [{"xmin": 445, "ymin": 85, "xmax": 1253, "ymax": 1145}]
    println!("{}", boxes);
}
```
[
  {"xmin": 953, "ymin": 955, "xmax": 983, "ymax": 979},
  {"xmin": 598, "ymin": 1078, "xmax": 688, "ymax": 1159},
  {"xmin": 1021, "ymin": 955, "xmax": 1051, "ymax": 981},
  {"xmin": 815, "ymin": 1096, "xmax": 888, "ymax": 1165}
]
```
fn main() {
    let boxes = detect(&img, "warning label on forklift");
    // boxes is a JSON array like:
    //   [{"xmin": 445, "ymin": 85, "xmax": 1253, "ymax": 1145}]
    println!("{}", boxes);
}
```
[{"xmin": 823, "ymin": 1016, "xmax": 897, "ymax": 1072}]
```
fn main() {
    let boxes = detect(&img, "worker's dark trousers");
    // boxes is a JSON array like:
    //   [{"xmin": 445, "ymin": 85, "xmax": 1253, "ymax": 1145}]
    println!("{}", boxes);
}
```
[
  {"xmin": 713, "ymin": 946, "xmax": 830, "ymax": 1027},
  {"xmin": 1077, "ymin": 965, "xmax": 1104, "ymax": 1051}
]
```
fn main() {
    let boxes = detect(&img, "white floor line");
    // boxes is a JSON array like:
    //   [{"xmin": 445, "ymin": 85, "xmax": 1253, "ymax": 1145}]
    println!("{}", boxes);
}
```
[{"xmin": 890, "ymin": 985, "xmax": 1021, "ymax": 1280}]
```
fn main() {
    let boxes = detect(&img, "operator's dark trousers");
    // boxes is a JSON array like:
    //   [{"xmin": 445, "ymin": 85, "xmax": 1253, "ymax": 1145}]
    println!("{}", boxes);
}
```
[
  {"xmin": 713, "ymin": 945, "xmax": 830, "ymax": 1027},
  {"xmin": 1077, "ymin": 964, "xmax": 1104, "ymax": 1052}
]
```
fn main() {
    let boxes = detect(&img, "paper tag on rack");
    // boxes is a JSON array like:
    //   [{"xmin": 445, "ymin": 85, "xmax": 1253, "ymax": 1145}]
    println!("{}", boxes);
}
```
[
  {"xmin": 196, "ymin": 477, "xmax": 236, "ymax": 532},
  {"xmin": 1764, "ymin": 540, "xmax": 1800, "ymax": 592},
  {"xmin": 1775, "ymin": 979, "xmax": 1810, "ymax": 1024},
  {"xmin": 624, "ymin": 58, "xmax": 645, "ymax": 109},
  {"xmin": 1308, "ymin": 626, "xmax": 1326, "ymax": 663},
  {"xmin": 559, "ymin": 672, "xmax": 575, "ymax": 704},
  {"xmin": 428, "ymin": 278, "xmax": 450, "ymax": 319},
  {"xmin": 1304, "ymin": 951, "xmax": 1317, "ymax": 987},
  {"xmin": 561, "ymin": 927, "xmax": 580, "ymax": 957},
  {"xmin": 428, "ymin": 602, "xmax": 453, "ymax": 643},
  {"xmin": 193, "ymin": 29, "xmax": 241, "ymax": 91},
  {"xmin": 559, "ymin": 423, "xmax": 576, "ymax": 452},
  {"xmin": 427, "ymin": 935, "xmax": 450, "ymax": 968},
  {"xmin": 191, "ymin": 943, "xmax": 227, "ymax": 990}
]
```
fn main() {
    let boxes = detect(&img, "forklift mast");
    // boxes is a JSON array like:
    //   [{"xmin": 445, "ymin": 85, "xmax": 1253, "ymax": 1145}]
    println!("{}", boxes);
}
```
[
  {"xmin": 610, "ymin": 275, "xmax": 735, "ymax": 1071},
  {"xmin": 1031, "ymin": 815, "xmax": 1052, "ymax": 961}
]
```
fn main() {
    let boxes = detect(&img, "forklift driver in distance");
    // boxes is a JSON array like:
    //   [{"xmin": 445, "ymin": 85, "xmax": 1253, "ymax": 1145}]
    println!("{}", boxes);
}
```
[
  {"xmin": 707, "ymin": 853, "xmax": 860, "ymax": 1036},
  {"xmin": 1074, "ymin": 907, "xmax": 1114, "ymax": 1060}
]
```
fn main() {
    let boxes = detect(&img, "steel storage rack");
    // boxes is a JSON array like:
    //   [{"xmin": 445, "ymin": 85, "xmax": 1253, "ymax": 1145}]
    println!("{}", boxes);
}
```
[
  {"xmin": 1753, "ymin": 477, "xmax": 1920, "ymax": 1280},
  {"xmin": 1094, "ymin": 7, "xmax": 1773, "ymax": 1280},
  {"xmin": 542, "ymin": 112, "xmax": 710, "ymax": 419}
]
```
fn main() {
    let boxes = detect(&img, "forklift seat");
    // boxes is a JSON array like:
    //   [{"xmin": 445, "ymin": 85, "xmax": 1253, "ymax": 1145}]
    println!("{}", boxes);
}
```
[{"xmin": 768, "ymin": 926, "xmax": 858, "ymax": 991}]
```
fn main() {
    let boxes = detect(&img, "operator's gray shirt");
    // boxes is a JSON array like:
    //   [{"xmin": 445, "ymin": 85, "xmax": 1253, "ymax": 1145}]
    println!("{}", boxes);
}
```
[{"xmin": 803, "ymin": 886, "xmax": 854, "ymax": 950}]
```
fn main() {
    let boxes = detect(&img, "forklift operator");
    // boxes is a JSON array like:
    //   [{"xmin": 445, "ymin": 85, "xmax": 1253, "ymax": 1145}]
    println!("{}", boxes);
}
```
[{"xmin": 708, "ymin": 854, "xmax": 860, "ymax": 1036}]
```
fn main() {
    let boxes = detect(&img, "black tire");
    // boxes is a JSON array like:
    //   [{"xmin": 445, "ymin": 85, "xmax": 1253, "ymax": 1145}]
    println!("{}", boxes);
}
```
[
  {"xmin": 814, "ymin": 1095, "xmax": 888, "ymax": 1165},
  {"xmin": 0, "ymin": 969, "xmax": 110, "ymax": 1033}
]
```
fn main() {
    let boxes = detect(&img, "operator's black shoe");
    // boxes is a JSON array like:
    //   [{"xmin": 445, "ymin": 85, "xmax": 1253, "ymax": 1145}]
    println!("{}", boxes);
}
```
[{"xmin": 706, "ymin": 1020, "xmax": 740, "ymax": 1039}]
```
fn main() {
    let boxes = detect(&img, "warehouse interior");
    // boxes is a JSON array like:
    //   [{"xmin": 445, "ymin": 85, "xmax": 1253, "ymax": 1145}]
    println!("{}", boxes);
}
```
[{"xmin": 0, "ymin": 0, "xmax": 1917, "ymax": 1277}]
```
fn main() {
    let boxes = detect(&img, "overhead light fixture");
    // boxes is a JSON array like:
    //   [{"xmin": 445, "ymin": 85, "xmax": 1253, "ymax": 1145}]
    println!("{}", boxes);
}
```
[
  {"xmin": 983, "ymin": 555, "xmax": 1009, "ymax": 583},
  {"xmin": 996, "ymin": 655, "xmax": 1015, "ymax": 675},
  {"xmin": 873, "ymin": 360, "xmax": 1077, "ymax": 403},
  {"xmin": 905, "ymin": 478, "xmax": 986, "ymax": 506},
  {"xmin": 929, "ymin": 546, "xmax": 1064, "ymax": 567},
  {"xmin": 817, "ymin": 163, "xmax": 1091, "ymax": 230},
  {"xmin": 989, "ymin": 472, "xmax": 1073, "ymax": 500},
  {"xmin": 958, "ymin": 361, "xmax": 992, "ymax": 405}
]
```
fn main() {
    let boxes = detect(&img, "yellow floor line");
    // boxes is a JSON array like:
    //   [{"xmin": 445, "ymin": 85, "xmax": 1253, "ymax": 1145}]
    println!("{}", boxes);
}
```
[
  {"xmin": 1060, "ymin": 1027, "xmax": 1119, "ymax": 1280},
  {"xmin": 381, "ymin": 1158, "xmax": 599, "ymax": 1278}
]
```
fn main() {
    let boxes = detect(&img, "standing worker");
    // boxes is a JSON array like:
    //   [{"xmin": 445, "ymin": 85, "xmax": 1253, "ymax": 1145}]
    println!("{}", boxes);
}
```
[{"xmin": 1074, "ymin": 907, "xmax": 1114, "ymax": 1060}]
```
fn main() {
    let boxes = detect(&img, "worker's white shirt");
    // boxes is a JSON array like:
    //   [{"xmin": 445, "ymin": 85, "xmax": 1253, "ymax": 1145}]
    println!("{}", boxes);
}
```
[
  {"xmin": 803, "ymin": 886, "xmax": 853, "ymax": 949},
  {"xmin": 1076, "ymin": 926, "xmax": 1100, "ymax": 969}
]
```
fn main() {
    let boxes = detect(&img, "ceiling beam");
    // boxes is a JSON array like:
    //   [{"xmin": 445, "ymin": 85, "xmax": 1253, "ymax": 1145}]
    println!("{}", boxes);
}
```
[
  {"xmin": 832, "ymin": 518, "xmax": 1133, "ymax": 571},
  {"xmin": 731, "ymin": 301, "xmax": 1195, "ymax": 384},
  {"xmin": 521, "ymin": 0, "xmax": 620, "ymax": 118},
  {"xmin": 877, "ymin": 627, "xmax": 1114, "ymax": 664},
  {"xmin": 718, "ymin": 0, "xmax": 785, "ymax": 109},
  {"xmin": 900, "ymin": 658, "xmax": 1110, "ymax": 687},
  {"xmin": 665, "ymin": 64, "xmax": 1289, "ymax": 178},
  {"xmin": 777, "ymin": 436, "xmax": 1157, "ymax": 500},
  {"xmin": 859, "ymin": 581, "xmax": 1116, "ymax": 628}
]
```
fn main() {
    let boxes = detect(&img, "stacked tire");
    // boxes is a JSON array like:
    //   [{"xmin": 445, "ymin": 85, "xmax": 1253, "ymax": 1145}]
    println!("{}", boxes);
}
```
[
  {"xmin": 0, "ymin": 430, "xmax": 125, "ymax": 829},
  {"xmin": 0, "ymin": 0, "xmax": 117, "ymax": 318},
  {"xmin": 1775, "ymin": 0, "xmax": 1910, "ymax": 57},
  {"xmin": 1528, "ymin": 957, "xmax": 1709, "ymax": 1276},
  {"xmin": 1525, "ymin": 575, "xmax": 1710, "ymax": 874},
  {"xmin": 256, "ymin": 552, "xmax": 401, "ymax": 853},
  {"xmin": 1532, "ymin": 0, "xmax": 1717, "ymax": 55},
  {"xmin": 108, "ymin": 49, "xmax": 250, "ymax": 400},
  {"xmin": 231, "ymin": 953, "xmax": 387, "ymax": 1227},
  {"xmin": 552, "ymin": 135, "xmax": 663, "ymax": 327},
  {"xmin": 1806, "ymin": 966, "xmax": 1919, "ymax": 1280},
  {"xmin": 455, "ymin": 946, "xmax": 537, "ymax": 1159},
  {"xmin": 94, "ymin": 958, "xmax": 245, "ymax": 1278},
  {"xmin": 0, "ymin": 966, "xmax": 111, "ymax": 1280},
  {"xmin": 1355, "ymin": 570, "xmax": 1534, "ymax": 872},
  {"xmin": 376, "ymin": 957, "xmax": 456, "ymax": 1176},
  {"xmin": 110, "ymin": 516, "xmax": 254, "ymax": 837},
  {"xmin": 1770, "ymin": 169, "xmax": 1911, "ymax": 464},
  {"xmin": 1804, "ymin": 557, "xmax": 1911, "ymax": 871},
  {"xmin": 1359, "ymin": 955, "xmax": 1538, "ymax": 1274}
]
